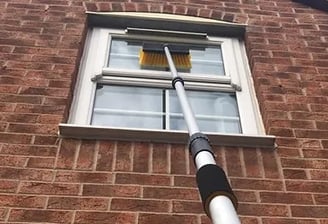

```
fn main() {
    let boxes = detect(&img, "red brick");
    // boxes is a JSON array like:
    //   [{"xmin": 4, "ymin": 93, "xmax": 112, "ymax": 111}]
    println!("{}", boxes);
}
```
[
  {"xmin": 172, "ymin": 200, "xmax": 203, "ymax": 214},
  {"xmin": 37, "ymin": 114, "xmax": 63, "ymax": 124},
  {"xmin": 291, "ymin": 206, "xmax": 328, "ymax": 218},
  {"xmin": 75, "ymin": 211, "xmax": 136, "ymax": 224},
  {"xmin": 19, "ymin": 182, "xmax": 80, "ymax": 195},
  {"xmin": 47, "ymin": 197, "xmax": 108, "ymax": 210},
  {"xmin": 0, "ymin": 195, "xmax": 46, "ymax": 208},
  {"xmin": 0, "ymin": 180, "xmax": 19, "ymax": 193},
  {"xmin": 225, "ymin": 147, "xmax": 243, "ymax": 177},
  {"xmin": 238, "ymin": 203, "xmax": 289, "ymax": 216},
  {"xmin": 138, "ymin": 213, "xmax": 198, "ymax": 224},
  {"xmin": 143, "ymin": 187, "xmax": 199, "ymax": 201},
  {"xmin": 9, "ymin": 209, "xmax": 73, "ymax": 223},
  {"xmin": 111, "ymin": 198, "xmax": 170, "ymax": 212},
  {"xmin": 0, "ymin": 133, "xmax": 32, "ymax": 144},
  {"xmin": 15, "ymin": 104, "xmax": 66, "ymax": 115},
  {"xmin": 56, "ymin": 138, "xmax": 79, "ymax": 169},
  {"xmin": 303, "ymin": 150, "xmax": 328, "ymax": 159},
  {"xmin": 83, "ymin": 184, "xmax": 141, "ymax": 197},
  {"xmin": 132, "ymin": 142, "xmax": 150, "ymax": 172},
  {"xmin": 260, "ymin": 192, "xmax": 313, "ymax": 204},
  {"xmin": 171, "ymin": 144, "xmax": 188, "ymax": 175},
  {"xmin": 314, "ymin": 194, "xmax": 328, "ymax": 205},
  {"xmin": 0, "ymin": 144, "xmax": 57, "ymax": 157},
  {"xmin": 234, "ymin": 190, "xmax": 257, "ymax": 202},
  {"xmin": 0, "ymin": 155, "xmax": 27, "ymax": 167},
  {"xmin": 76, "ymin": 140, "xmax": 96, "ymax": 170},
  {"xmin": 174, "ymin": 175, "xmax": 197, "ymax": 188},
  {"xmin": 55, "ymin": 171, "xmax": 112, "ymax": 183},
  {"xmin": 26, "ymin": 157, "xmax": 55, "ymax": 169},
  {"xmin": 243, "ymin": 148, "xmax": 263, "ymax": 178},
  {"xmin": 0, "ymin": 167, "xmax": 54, "ymax": 182},
  {"xmin": 262, "ymin": 150, "xmax": 280, "ymax": 179},
  {"xmin": 152, "ymin": 143, "xmax": 169, "ymax": 174},
  {"xmin": 33, "ymin": 135, "xmax": 59, "ymax": 145},
  {"xmin": 283, "ymin": 169, "xmax": 307, "ymax": 180},
  {"xmin": 96, "ymin": 141, "xmax": 115, "ymax": 171},
  {"xmin": 8, "ymin": 123, "xmax": 57, "ymax": 135},
  {"xmin": 115, "ymin": 173, "xmax": 170, "ymax": 186},
  {"xmin": 281, "ymin": 158, "xmax": 328, "ymax": 169},
  {"xmin": 115, "ymin": 142, "xmax": 132, "ymax": 171},
  {"xmin": 231, "ymin": 178, "xmax": 284, "ymax": 191},
  {"xmin": 286, "ymin": 181, "xmax": 328, "ymax": 193},
  {"xmin": 310, "ymin": 170, "xmax": 328, "ymax": 180},
  {"xmin": 239, "ymin": 216, "xmax": 260, "ymax": 224},
  {"xmin": 262, "ymin": 218, "xmax": 318, "ymax": 224}
]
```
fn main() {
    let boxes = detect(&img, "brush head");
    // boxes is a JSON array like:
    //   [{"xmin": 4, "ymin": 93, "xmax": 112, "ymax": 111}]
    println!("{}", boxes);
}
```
[{"xmin": 139, "ymin": 43, "xmax": 191, "ymax": 71}]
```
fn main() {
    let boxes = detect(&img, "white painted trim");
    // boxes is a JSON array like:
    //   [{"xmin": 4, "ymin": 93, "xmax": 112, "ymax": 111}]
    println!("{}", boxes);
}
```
[
  {"xmin": 59, "ymin": 123, "xmax": 276, "ymax": 149},
  {"xmin": 86, "ymin": 11, "xmax": 247, "ymax": 26}
]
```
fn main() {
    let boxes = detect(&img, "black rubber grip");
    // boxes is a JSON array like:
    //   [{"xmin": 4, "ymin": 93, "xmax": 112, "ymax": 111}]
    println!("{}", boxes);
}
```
[
  {"xmin": 172, "ymin": 76, "xmax": 184, "ymax": 89},
  {"xmin": 196, "ymin": 164, "xmax": 238, "ymax": 216},
  {"xmin": 188, "ymin": 132, "xmax": 214, "ymax": 162}
]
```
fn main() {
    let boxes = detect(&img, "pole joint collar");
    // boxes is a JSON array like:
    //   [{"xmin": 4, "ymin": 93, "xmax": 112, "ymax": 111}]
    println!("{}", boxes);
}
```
[
  {"xmin": 172, "ymin": 76, "xmax": 184, "ymax": 89},
  {"xmin": 188, "ymin": 132, "xmax": 214, "ymax": 162}
]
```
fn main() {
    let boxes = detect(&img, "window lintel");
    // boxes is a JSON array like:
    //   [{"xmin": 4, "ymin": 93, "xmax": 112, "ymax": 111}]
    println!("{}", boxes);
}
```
[{"xmin": 86, "ymin": 12, "xmax": 246, "ymax": 38}]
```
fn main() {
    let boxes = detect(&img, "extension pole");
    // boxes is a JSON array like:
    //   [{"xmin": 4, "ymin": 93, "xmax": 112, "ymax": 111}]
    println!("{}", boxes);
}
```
[{"xmin": 164, "ymin": 46, "xmax": 241, "ymax": 224}]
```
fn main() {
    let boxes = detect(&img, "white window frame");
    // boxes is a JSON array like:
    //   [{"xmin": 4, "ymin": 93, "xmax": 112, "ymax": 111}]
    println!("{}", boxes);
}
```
[{"xmin": 60, "ymin": 24, "xmax": 275, "ymax": 148}]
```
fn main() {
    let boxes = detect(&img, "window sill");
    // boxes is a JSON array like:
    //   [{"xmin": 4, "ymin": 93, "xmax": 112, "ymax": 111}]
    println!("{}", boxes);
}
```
[{"xmin": 59, "ymin": 124, "xmax": 276, "ymax": 149}]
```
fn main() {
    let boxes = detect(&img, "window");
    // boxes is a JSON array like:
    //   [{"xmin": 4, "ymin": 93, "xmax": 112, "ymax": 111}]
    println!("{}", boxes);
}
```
[{"xmin": 60, "ymin": 13, "xmax": 275, "ymax": 148}]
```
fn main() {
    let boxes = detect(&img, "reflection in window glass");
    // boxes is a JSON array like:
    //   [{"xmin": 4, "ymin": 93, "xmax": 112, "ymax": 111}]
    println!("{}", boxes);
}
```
[
  {"xmin": 92, "ymin": 85, "xmax": 241, "ymax": 133},
  {"xmin": 92, "ymin": 85, "xmax": 163, "ymax": 129},
  {"xmin": 169, "ymin": 91, "xmax": 241, "ymax": 133},
  {"xmin": 108, "ymin": 39, "xmax": 225, "ymax": 76}
]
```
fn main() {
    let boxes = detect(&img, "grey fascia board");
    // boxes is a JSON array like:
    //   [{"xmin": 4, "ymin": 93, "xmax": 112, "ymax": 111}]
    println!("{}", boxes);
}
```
[{"xmin": 86, "ymin": 12, "xmax": 246, "ymax": 38}]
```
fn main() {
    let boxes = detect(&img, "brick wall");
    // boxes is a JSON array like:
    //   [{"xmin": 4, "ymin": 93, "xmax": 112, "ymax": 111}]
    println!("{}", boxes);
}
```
[{"xmin": 0, "ymin": 0, "xmax": 327, "ymax": 223}]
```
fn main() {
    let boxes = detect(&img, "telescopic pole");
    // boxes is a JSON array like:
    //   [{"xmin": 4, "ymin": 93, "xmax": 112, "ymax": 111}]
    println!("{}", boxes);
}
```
[{"xmin": 164, "ymin": 46, "xmax": 241, "ymax": 224}]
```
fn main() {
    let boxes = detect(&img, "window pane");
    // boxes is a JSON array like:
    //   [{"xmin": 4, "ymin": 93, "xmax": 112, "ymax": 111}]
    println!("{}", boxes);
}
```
[
  {"xmin": 91, "ymin": 85, "xmax": 241, "ymax": 133},
  {"xmin": 170, "ymin": 116, "xmax": 241, "ymax": 133},
  {"xmin": 108, "ymin": 39, "xmax": 141, "ymax": 70},
  {"xmin": 108, "ymin": 38, "xmax": 225, "ymax": 76},
  {"xmin": 92, "ymin": 112, "xmax": 163, "ymax": 129},
  {"xmin": 92, "ymin": 85, "xmax": 163, "ymax": 129},
  {"xmin": 169, "ymin": 91, "xmax": 239, "ymax": 117},
  {"xmin": 169, "ymin": 90, "xmax": 241, "ymax": 133},
  {"xmin": 189, "ymin": 47, "xmax": 224, "ymax": 75}
]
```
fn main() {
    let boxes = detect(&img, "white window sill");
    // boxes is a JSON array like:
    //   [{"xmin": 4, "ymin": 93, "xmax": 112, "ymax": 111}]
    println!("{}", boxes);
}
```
[{"xmin": 59, "ymin": 123, "xmax": 276, "ymax": 149}]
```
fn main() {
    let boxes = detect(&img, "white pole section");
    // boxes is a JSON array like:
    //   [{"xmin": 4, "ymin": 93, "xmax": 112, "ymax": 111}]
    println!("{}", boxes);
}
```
[
  {"xmin": 163, "ymin": 45, "xmax": 240, "ymax": 224},
  {"xmin": 164, "ymin": 46, "xmax": 199, "ymax": 135},
  {"xmin": 209, "ymin": 196, "xmax": 240, "ymax": 224}
]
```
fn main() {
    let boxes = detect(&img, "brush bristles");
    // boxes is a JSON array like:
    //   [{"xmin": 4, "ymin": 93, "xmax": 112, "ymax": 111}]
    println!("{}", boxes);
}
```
[{"xmin": 139, "ymin": 50, "xmax": 191, "ymax": 70}]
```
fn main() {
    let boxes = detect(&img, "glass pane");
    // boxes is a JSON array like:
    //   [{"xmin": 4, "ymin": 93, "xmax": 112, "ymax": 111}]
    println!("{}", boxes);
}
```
[
  {"xmin": 170, "ymin": 116, "xmax": 241, "ymax": 133},
  {"xmin": 189, "ymin": 47, "xmax": 224, "ymax": 75},
  {"xmin": 169, "ymin": 91, "xmax": 239, "ymax": 117},
  {"xmin": 108, "ymin": 38, "xmax": 225, "ymax": 76},
  {"xmin": 92, "ymin": 112, "xmax": 163, "ymax": 129},
  {"xmin": 169, "ymin": 90, "xmax": 241, "ymax": 133},
  {"xmin": 108, "ymin": 40, "xmax": 142, "ymax": 70},
  {"xmin": 92, "ymin": 85, "xmax": 163, "ymax": 129},
  {"xmin": 93, "ymin": 85, "xmax": 162, "ymax": 112}
]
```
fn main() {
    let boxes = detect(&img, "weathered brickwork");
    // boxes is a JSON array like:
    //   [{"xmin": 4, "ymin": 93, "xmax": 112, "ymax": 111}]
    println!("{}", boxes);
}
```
[{"xmin": 0, "ymin": 0, "xmax": 327, "ymax": 223}]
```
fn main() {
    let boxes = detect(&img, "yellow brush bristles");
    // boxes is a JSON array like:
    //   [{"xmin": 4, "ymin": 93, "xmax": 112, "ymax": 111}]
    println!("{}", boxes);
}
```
[{"xmin": 139, "ymin": 50, "xmax": 191, "ymax": 70}]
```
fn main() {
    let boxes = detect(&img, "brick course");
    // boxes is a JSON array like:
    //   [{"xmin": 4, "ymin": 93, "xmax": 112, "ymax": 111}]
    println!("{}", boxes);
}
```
[{"xmin": 0, "ymin": 0, "xmax": 327, "ymax": 223}]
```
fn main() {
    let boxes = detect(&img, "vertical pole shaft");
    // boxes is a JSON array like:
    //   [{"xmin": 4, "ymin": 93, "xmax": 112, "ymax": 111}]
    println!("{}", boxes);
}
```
[
  {"xmin": 164, "ymin": 46, "xmax": 199, "ymax": 136},
  {"xmin": 164, "ymin": 46, "xmax": 240, "ymax": 224}
]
